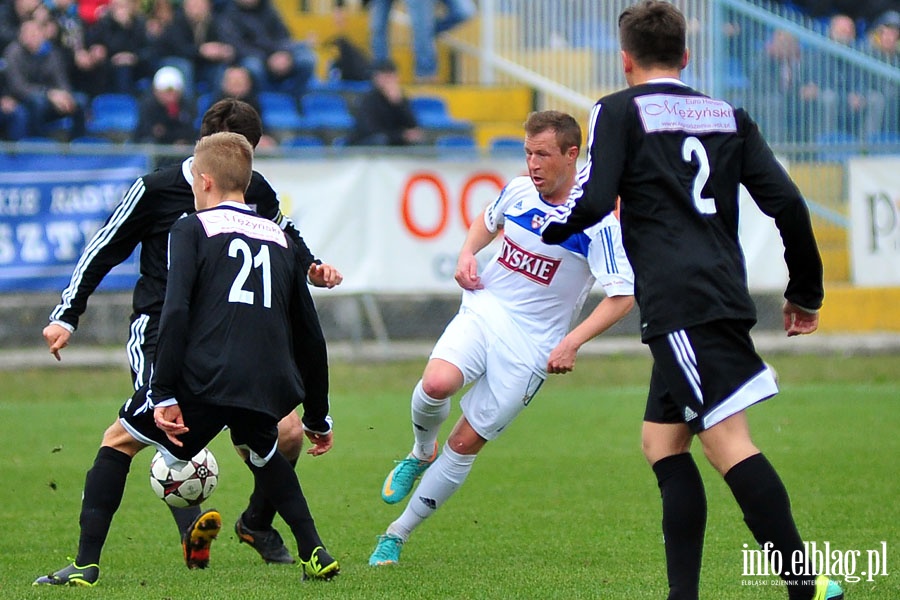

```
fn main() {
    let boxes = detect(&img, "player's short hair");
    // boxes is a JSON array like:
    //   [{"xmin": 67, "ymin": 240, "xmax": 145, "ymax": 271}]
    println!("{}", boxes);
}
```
[
  {"xmin": 194, "ymin": 132, "xmax": 253, "ymax": 194},
  {"xmin": 619, "ymin": 0, "xmax": 686, "ymax": 69},
  {"xmin": 199, "ymin": 99, "xmax": 263, "ymax": 148},
  {"xmin": 523, "ymin": 110, "xmax": 581, "ymax": 154}
]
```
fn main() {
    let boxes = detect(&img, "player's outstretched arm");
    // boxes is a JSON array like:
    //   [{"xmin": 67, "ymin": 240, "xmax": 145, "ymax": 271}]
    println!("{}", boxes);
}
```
[
  {"xmin": 782, "ymin": 300, "xmax": 819, "ymax": 337},
  {"xmin": 42, "ymin": 322, "xmax": 72, "ymax": 361},
  {"xmin": 455, "ymin": 210, "xmax": 497, "ymax": 291},
  {"xmin": 307, "ymin": 262, "xmax": 343, "ymax": 288},
  {"xmin": 547, "ymin": 294, "xmax": 634, "ymax": 374}
]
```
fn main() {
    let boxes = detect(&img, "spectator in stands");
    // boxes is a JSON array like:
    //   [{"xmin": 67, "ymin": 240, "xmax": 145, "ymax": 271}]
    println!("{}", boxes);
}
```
[
  {"xmin": 214, "ymin": 64, "xmax": 260, "ymax": 116},
  {"xmin": 869, "ymin": 9, "xmax": 899, "ymax": 56},
  {"xmin": 1, "ymin": 0, "xmax": 46, "ymax": 49},
  {"xmin": 134, "ymin": 65, "xmax": 195, "ymax": 144},
  {"xmin": 46, "ymin": 0, "xmax": 106, "ymax": 97},
  {"xmin": 2, "ymin": 18, "xmax": 86, "ymax": 139},
  {"xmin": 346, "ymin": 58, "xmax": 423, "ymax": 146},
  {"xmin": 868, "ymin": 10, "xmax": 899, "ymax": 134},
  {"xmin": 367, "ymin": 0, "xmax": 475, "ymax": 82},
  {"xmin": 86, "ymin": 0, "xmax": 156, "ymax": 94},
  {"xmin": 222, "ymin": 0, "xmax": 316, "ymax": 97},
  {"xmin": 0, "ymin": 64, "xmax": 29, "ymax": 140},
  {"xmin": 156, "ymin": 0, "xmax": 237, "ymax": 100},
  {"xmin": 212, "ymin": 64, "xmax": 277, "ymax": 147},
  {"xmin": 748, "ymin": 30, "xmax": 807, "ymax": 142},
  {"xmin": 142, "ymin": 0, "xmax": 174, "ymax": 39},
  {"xmin": 800, "ymin": 13, "xmax": 886, "ymax": 138}
]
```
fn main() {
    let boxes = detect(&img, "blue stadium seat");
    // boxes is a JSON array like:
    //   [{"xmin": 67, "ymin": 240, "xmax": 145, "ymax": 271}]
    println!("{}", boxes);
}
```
[
  {"xmin": 309, "ymin": 76, "xmax": 373, "ymax": 95},
  {"xmin": 410, "ymin": 95, "xmax": 470, "ymax": 131},
  {"xmin": 488, "ymin": 136, "xmax": 523, "ymax": 158},
  {"xmin": 435, "ymin": 134, "xmax": 478, "ymax": 159},
  {"xmin": 86, "ymin": 94, "xmax": 139, "ymax": 139},
  {"xmin": 298, "ymin": 92, "xmax": 354, "ymax": 129},
  {"xmin": 258, "ymin": 92, "xmax": 303, "ymax": 132}
]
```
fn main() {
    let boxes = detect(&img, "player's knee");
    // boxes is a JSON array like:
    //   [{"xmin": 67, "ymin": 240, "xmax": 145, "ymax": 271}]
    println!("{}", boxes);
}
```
[
  {"xmin": 421, "ymin": 378, "xmax": 454, "ymax": 400},
  {"xmin": 101, "ymin": 419, "xmax": 144, "ymax": 457},
  {"xmin": 641, "ymin": 434, "xmax": 689, "ymax": 465},
  {"xmin": 276, "ymin": 413, "xmax": 304, "ymax": 461}
]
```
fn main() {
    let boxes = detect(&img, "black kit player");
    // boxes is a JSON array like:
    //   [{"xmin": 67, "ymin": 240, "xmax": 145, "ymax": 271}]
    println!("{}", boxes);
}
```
[
  {"xmin": 40, "ymin": 99, "xmax": 341, "ymax": 571},
  {"xmin": 36, "ymin": 132, "xmax": 339, "ymax": 587},
  {"xmin": 541, "ymin": 3, "xmax": 843, "ymax": 600}
]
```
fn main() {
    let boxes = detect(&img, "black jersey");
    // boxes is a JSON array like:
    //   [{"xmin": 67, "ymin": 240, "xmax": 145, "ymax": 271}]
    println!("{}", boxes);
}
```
[
  {"xmin": 150, "ymin": 203, "xmax": 320, "ymax": 423},
  {"xmin": 543, "ymin": 79, "xmax": 823, "ymax": 341},
  {"xmin": 49, "ymin": 158, "xmax": 316, "ymax": 329}
]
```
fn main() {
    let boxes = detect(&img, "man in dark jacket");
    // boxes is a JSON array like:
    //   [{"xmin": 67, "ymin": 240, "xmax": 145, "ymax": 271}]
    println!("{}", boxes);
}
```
[
  {"xmin": 347, "ymin": 58, "xmax": 423, "ymax": 146},
  {"xmin": 2, "ymin": 18, "xmax": 85, "ymax": 138},
  {"xmin": 222, "ymin": 0, "xmax": 316, "ymax": 96},
  {"xmin": 85, "ymin": 0, "xmax": 156, "ymax": 94},
  {"xmin": 155, "ymin": 0, "xmax": 237, "ymax": 99}
]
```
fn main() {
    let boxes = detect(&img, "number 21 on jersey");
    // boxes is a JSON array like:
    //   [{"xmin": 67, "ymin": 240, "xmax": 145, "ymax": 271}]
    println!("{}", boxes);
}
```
[{"xmin": 228, "ymin": 238, "xmax": 272, "ymax": 308}]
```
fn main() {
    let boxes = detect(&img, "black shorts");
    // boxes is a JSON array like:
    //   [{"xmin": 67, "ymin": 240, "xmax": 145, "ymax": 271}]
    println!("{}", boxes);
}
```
[
  {"xmin": 119, "ymin": 385, "xmax": 279, "ymax": 464},
  {"xmin": 126, "ymin": 312, "xmax": 159, "ymax": 390},
  {"xmin": 643, "ymin": 320, "xmax": 778, "ymax": 433}
]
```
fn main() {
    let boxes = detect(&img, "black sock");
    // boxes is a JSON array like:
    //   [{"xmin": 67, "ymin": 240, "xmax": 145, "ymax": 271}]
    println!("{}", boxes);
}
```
[
  {"xmin": 76, "ymin": 447, "xmax": 132, "ymax": 566},
  {"xmin": 725, "ymin": 453, "xmax": 817, "ymax": 599},
  {"xmin": 169, "ymin": 505, "xmax": 202, "ymax": 537},
  {"xmin": 246, "ymin": 453, "xmax": 322, "ymax": 561},
  {"xmin": 242, "ymin": 454, "xmax": 298, "ymax": 530},
  {"xmin": 652, "ymin": 453, "xmax": 707, "ymax": 600}
]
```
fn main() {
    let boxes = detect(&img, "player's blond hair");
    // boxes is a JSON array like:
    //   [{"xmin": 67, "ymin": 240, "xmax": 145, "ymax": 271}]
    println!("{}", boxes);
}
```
[{"xmin": 194, "ymin": 132, "xmax": 253, "ymax": 194}]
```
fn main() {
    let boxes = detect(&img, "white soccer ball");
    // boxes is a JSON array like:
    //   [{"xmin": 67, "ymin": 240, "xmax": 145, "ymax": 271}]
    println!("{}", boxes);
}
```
[{"xmin": 149, "ymin": 448, "xmax": 219, "ymax": 508}]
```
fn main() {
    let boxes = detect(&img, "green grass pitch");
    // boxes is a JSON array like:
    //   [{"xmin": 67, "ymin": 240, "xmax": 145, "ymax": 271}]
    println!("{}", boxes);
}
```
[{"xmin": 5, "ymin": 353, "xmax": 898, "ymax": 599}]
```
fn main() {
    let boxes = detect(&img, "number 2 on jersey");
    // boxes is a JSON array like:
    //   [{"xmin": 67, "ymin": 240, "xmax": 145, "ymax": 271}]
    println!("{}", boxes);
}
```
[
  {"xmin": 681, "ymin": 136, "xmax": 716, "ymax": 215},
  {"xmin": 228, "ymin": 238, "xmax": 272, "ymax": 308}
]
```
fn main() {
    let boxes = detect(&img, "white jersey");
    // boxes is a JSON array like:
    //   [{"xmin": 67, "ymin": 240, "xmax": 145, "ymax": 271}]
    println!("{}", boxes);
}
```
[{"xmin": 461, "ymin": 176, "xmax": 634, "ymax": 370}]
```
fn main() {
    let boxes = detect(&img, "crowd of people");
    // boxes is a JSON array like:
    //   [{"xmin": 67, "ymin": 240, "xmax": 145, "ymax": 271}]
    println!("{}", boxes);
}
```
[
  {"xmin": 0, "ymin": 0, "xmax": 317, "ymax": 142},
  {"xmin": 728, "ymin": 4, "xmax": 899, "ymax": 143},
  {"xmin": 0, "ymin": 0, "xmax": 479, "ymax": 144}
]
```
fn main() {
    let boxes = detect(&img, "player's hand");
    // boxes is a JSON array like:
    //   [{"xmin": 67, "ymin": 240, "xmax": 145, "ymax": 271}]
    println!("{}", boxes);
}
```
[
  {"xmin": 308, "ymin": 263, "xmax": 343, "ymax": 288},
  {"xmin": 43, "ymin": 323, "xmax": 71, "ymax": 361},
  {"xmin": 454, "ymin": 252, "xmax": 482, "ymax": 290},
  {"xmin": 547, "ymin": 337, "xmax": 578, "ymax": 374},
  {"xmin": 304, "ymin": 429, "xmax": 333, "ymax": 456},
  {"xmin": 782, "ymin": 300, "xmax": 819, "ymax": 337},
  {"xmin": 154, "ymin": 404, "xmax": 188, "ymax": 447}
]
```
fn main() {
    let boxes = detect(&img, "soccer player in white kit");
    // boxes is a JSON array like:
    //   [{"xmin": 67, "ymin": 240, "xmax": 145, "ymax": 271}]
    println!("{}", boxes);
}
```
[{"xmin": 369, "ymin": 110, "xmax": 635, "ymax": 566}]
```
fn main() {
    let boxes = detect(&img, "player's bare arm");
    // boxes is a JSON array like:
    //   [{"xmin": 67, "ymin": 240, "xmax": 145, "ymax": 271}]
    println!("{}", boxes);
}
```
[
  {"xmin": 782, "ymin": 300, "xmax": 819, "ymax": 337},
  {"xmin": 454, "ymin": 211, "xmax": 499, "ymax": 291},
  {"xmin": 42, "ymin": 323, "xmax": 72, "ymax": 361},
  {"xmin": 308, "ymin": 262, "xmax": 343, "ymax": 288},
  {"xmin": 547, "ymin": 294, "xmax": 634, "ymax": 374}
]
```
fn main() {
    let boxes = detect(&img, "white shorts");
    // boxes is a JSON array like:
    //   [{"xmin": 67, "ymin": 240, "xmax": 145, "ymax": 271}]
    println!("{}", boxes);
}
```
[{"xmin": 430, "ymin": 308, "xmax": 545, "ymax": 440}]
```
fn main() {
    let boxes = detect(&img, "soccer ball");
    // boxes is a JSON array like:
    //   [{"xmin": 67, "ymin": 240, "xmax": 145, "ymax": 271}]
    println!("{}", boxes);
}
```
[{"xmin": 149, "ymin": 448, "xmax": 219, "ymax": 508}]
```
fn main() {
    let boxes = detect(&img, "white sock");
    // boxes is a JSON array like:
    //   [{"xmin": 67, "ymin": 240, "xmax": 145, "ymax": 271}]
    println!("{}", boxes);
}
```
[
  {"xmin": 388, "ymin": 444, "xmax": 477, "ymax": 541},
  {"xmin": 410, "ymin": 379, "xmax": 450, "ymax": 459}
]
